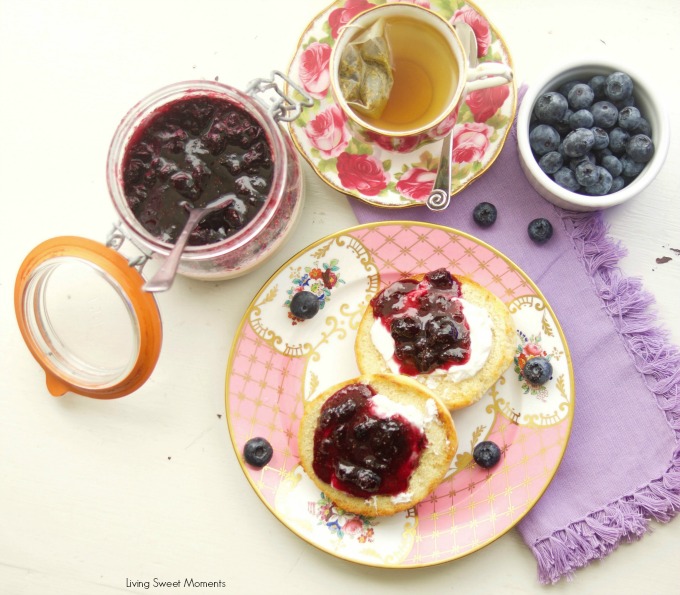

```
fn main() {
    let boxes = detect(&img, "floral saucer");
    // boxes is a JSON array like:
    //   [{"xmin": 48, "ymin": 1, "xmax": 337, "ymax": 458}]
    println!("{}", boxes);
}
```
[
  {"xmin": 286, "ymin": 0, "xmax": 517, "ymax": 208},
  {"xmin": 225, "ymin": 222, "xmax": 574, "ymax": 567}
]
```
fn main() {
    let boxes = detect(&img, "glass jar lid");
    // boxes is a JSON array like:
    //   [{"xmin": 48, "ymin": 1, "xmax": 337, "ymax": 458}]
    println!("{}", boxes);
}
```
[{"xmin": 14, "ymin": 236, "xmax": 162, "ymax": 399}]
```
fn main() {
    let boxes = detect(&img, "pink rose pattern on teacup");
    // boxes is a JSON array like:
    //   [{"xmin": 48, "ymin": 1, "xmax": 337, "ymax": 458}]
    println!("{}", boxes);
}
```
[
  {"xmin": 431, "ymin": 107, "xmax": 461, "ymax": 139},
  {"xmin": 336, "ymin": 152, "xmax": 388, "ymax": 196},
  {"xmin": 396, "ymin": 167, "xmax": 437, "ymax": 201},
  {"xmin": 367, "ymin": 131, "xmax": 422, "ymax": 153},
  {"xmin": 451, "ymin": 5, "xmax": 491, "ymax": 58},
  {"xmin": 452, "ymin": 122, "xmax": 492, "ymax": 163},
  {"xmin": 290, "ymin": 0, "xmax": 514, "ymax": 206},
  {"xmin": 393, "ymin": 0, "xmax": 431, "ymax": 7},
  {"xmin": 298, "ymin": 42, "xmax": 332, "ymax": 99},
  {"xmin": 304, "ymin": 105, "xmax": 351, "ymax": 159},
  {"xmin": 362, "ymin": 104, "xmax": 458, "ymax": 156},
  {"xmin": 465, "ymin": 85, "xmax": 511, "ymax": 123},
  {"xmin": 328, "ymin": 0, "xmax": 375, "ymax": 39}
]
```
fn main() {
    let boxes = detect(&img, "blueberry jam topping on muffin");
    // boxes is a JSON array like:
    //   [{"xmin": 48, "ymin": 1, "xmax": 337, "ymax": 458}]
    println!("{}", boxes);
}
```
[
  {"xmin": 369, "ymin": 269, "xmax": 472, "ymax": 375},
  {"xmin": 312, "ymin": 382, "xmax": 428, "ymax": 498}
]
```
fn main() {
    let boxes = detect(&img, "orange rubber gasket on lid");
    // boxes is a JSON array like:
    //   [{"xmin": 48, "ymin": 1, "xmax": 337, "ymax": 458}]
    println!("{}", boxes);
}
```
[{"xmin": 15, "ymin": 236, "xmax": 163, "ymax": 399}]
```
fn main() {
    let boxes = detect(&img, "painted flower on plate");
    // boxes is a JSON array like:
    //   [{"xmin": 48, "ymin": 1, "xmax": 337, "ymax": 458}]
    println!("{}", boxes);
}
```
[
  {"xmin": 342, "ymin": 517, "xmax": 364, "ymax": 536},
  {"xmin": 298, "ymin": 42, "xmax": 332, "ymax": 99},
  {"xmin": 525, "ymin": 342, "xmax": 543, "ymax": 357},
  {"xmin": 514, "ymin": 331, "xmax": 552, "ymax": 401},
  {"xmin": 309, "ymin": 266, "xmax": 339, "ymax": 289},
  {"xmin": 452, "ymin": 122, "xmax": 493, "ymax": 163},
  {"xmin": 328, "ymin": 0, "xmax": 375, "ymax": 39},
  {"xmin": 465, "ymin": 85, "xmax": 510, "ymax": 123},
  {"xmin": 304, "ymin": 105, "xmax": 351, "ymax": 159},
  {"xmin": 396, "ymin": 167, "xmax": 437, "ymax": 201},
  {"xmin": 284, "ymin": 259, "xmax": 344, "ymax": 323},
  {"xmin": 336, "ymin": 152, "xmax": 388, "ymax": 196},
  {"xmin": 451, "ymin": 6, "xmax": 491, "ymax": 58},
  {"xmin": 313, "ymin": 493, "xmax": 376, "ymax": 542}
]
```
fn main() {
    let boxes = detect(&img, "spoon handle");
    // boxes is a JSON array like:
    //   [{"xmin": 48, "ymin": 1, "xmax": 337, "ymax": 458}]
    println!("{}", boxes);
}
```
[
  {"xmin": 142, "ymin": 208, "xmax": 207, "ymax": 293},
  {"xmin": 425, "ymin": 22, "xmax": 476, "ymax": 213},
  {"xmin": 426, "ymin": 131, "xmax": 453, "ymax": 212}
]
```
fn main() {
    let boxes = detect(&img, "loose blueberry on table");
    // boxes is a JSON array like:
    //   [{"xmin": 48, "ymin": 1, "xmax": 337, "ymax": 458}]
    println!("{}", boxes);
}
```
[
  {"xmin": 522, "ymin": 356, "xmax": 553, "ymax": 386},
  {"xmin": 312, "ymin": 383, "xmax": 427, "ymax": 497},
  {"xmin": 528, "ymin": 218, "xmax": 553, "ymax": 244},
  {"xmin": 529, "ymin": 71, "xmax": 654, "ymax": 196},
  {"xmin": 473, "ymin": 202, "xmax": 498, "ymax": 228},
  {"xmin": 243, "ymin": 437, "xmax": 273, "ymax": 467},
  {"xmin": 371, "ymin": 269, "xmax": 471, "ymax": 375},
  {"xmin": 289, "ymin": 291, "xmax": 320, "ymax": 320},
  {"xmin": 473, "ymin": 441, "xmax": 502, "ymax": 469},
  {"xmin": 122, "ymin": 95, "xmax": 274, "ymax": 246}
]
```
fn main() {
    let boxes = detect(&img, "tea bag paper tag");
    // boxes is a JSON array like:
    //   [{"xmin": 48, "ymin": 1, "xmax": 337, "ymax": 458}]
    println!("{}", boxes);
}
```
[{"xmin": 338, "ymin": 18, "xmax": 394, "ymax": 119}]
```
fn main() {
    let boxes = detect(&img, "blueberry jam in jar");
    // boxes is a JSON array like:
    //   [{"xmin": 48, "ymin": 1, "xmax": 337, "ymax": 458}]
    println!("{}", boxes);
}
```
[
  {"xmin": 122, "ymin": 95, "xmax": 273, "ymax": 246},
  {"xmin": 370, "ymin": 268, "xmax": 471, "ymax": 375},
  {"xmin": 107, "ymin": 81, "xmax": 303, "ymax": 281},
  {"xmin": 312, "ymin": 383, "xmax": 427, "ymax": 498}
]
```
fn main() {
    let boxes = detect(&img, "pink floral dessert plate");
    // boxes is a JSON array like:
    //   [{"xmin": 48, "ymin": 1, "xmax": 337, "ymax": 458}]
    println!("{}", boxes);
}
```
[
  {"xmin": 226, "ymin": 222, "xmax": 574, "ymax": 567},
  {"xmin": 286, "ymin": 0, "xmax": 517, "ymax": 209}
]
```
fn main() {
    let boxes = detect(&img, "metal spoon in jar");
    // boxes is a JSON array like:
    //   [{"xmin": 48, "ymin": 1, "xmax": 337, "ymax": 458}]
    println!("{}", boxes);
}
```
[
  {"xmin": 426, "ymin": 23, "xmax": 478, "ymax": 212},
  {"xmin": 142, "ymin": 194, "xmax": 235, "ymax": 293}
]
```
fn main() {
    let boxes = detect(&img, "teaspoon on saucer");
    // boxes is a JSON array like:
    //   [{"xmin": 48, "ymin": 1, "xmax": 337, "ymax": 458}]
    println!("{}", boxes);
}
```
[{"xmin": 426, "ymin": 23, "xmax": 478, "ymax": 212}]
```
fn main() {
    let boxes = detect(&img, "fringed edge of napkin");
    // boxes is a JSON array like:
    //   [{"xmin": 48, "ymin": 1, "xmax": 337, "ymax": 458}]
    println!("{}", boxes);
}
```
[{"xmin": 527, "ymin": 210, "xmax": 680, "ymax": 584}]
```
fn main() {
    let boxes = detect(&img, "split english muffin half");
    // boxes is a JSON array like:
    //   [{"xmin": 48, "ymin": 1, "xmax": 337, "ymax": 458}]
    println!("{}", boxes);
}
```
[
  {"xmin": 298, "ymin": 373, "xmax": 457, "ymax": 517},
  {"xmin": 355, "ymin": 270, "xmax": 516, "ymax": 410}
]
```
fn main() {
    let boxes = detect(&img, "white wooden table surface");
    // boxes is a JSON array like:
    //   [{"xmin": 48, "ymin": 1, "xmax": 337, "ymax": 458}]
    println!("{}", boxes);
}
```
[{"xmin": 1, "ymin": 1, "xmax": 678, "ymax": 593}]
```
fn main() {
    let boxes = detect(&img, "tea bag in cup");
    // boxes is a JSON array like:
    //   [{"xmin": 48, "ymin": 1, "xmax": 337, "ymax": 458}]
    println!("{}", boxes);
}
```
[{"xmin": 338, "ymin": 19, "xmax": 394, "ymax": 119}]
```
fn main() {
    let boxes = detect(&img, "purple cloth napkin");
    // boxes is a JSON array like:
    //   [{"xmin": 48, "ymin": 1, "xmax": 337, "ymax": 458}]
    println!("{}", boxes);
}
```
[{"xmin": 349, "ymin": 89, "xmax": 680, "ymax": 583}]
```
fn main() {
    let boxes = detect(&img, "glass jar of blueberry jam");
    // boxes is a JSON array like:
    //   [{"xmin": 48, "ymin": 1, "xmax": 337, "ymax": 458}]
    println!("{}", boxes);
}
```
[
  {"xmin": 14, "ymin": 77, "xmax": 309, "ymax": 400},
  {"xmin": 107, "ymin": 80, "xmax": 304, "ymax": 280}
]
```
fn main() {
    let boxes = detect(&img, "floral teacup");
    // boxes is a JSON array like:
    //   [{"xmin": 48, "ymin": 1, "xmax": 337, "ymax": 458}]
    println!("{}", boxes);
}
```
[{"xmin": 329, "ymin": 2, "xmax": 512, "ymax": 152}]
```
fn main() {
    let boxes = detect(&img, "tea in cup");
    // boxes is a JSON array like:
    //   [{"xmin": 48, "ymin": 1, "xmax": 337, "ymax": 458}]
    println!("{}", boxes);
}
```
[{"xmin": 329, "ymin": 3, "xmax": 513, "ymax": 150}]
